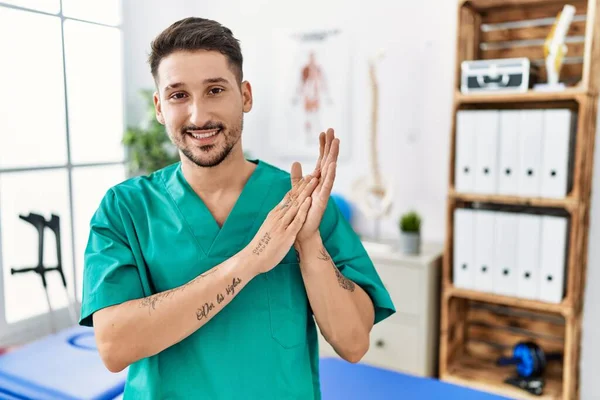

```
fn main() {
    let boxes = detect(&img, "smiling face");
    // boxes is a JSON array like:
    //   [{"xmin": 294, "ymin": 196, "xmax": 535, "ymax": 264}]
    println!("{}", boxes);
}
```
[{"xmin": 153, "ymin": 50, "xmax": 253, "ymax": 168}]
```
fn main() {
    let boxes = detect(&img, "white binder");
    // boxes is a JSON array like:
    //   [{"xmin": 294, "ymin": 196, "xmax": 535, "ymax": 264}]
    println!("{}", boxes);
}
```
[
  {"xmin": 473, "ymin": 111, "xmax": 500, "ymax": 194},
  {"xmin": 541, "ymin": 109, "xmax": 574, "ymax": 198},
  {"xmin": 539, "ymin": 215, "xmax": 568, "ymax": 303},
  {"xmin": 497, "ymin": 111, "xmax": 520, "ymax": 196},
  {"xmin": 493, "ymin": 211, "xmax": 518, "ymax": 296},
  {"xmin": 474, "ymin": 210, "xmax": 495, "ymax": 293},
  {"xmin": 516, "ymin": 214, "xmax": 542, "ymax": 300},
  {"xmin": 517, "ymin": 110, "xmax": 544, "ymax": 197},
  {"xmin": 455, "ymin": 111, "xmax": 476, "ymax": 193},
  {"xmin": 453, "ymin": 208, "xmax": 475, "ymax": 290}
]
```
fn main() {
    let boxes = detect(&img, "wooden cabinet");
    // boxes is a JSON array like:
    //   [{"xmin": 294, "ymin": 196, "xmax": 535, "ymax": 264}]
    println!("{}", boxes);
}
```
[
  {"xmin": 439, "ymin": 1, "xmax": 600, "ymax": 399},
  {"xmin": 318, "ymin": 241, "xmax": 443, "ymax": 378}
]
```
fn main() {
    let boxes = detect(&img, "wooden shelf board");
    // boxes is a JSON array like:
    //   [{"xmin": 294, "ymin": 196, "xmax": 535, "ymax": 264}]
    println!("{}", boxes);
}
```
[
  {"xmin": 443, "ymin": 353, "xmax": 563, "ymax": 400},
  {"xmin": 450, "ymin": 190, "xmax": 579, "ymax": 211},
  {"xmin": 446, "ymin": 285, "xmax": 569, "ymax": 316},
  {"xmin": 455, "ymin": 88, "xmax": 588, "ymax": 104}
]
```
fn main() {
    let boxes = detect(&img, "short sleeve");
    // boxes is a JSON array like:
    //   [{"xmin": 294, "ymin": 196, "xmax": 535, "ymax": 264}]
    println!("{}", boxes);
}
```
[
  {"xmin": 320, "ymin": 198, "xmax": 396, "ymax": 325},
  {"xmin": 79, "ymin": 189, "xmax": 144, "ymax": 327}
]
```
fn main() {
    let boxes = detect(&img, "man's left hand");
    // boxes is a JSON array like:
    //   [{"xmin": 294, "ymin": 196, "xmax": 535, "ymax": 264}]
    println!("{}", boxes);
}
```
[{"xmin": 292, "ymin": 128, "xmax": 339, "ymax": 244}]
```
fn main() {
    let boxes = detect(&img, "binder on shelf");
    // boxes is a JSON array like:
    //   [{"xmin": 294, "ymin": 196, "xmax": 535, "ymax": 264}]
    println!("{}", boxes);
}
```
[
  {"xmin": 539, "ymin": 215, "xmax": 568, "ymax": 304},
  {"xmin": 517, "ymin": 110, "xmax": 544, "ymax": 197},
  {"xmin": 454, "ymin": 111, "xmax": 476, "ymax": 193},
  {"xmin": 497, "ymin": 110, "xmax": 520, "ymax": 196},
  {"xmin": 541, "ymin": 109, "xmax": 575, "ymax": 199},
  {"xmin": 493, "ymin": 211, "xmax": 518, "ymax": 297},
  {"xmin": 473, "ymin": 209, "xmax": 495, "ymax": 293},
  {"xmin": 453, "ymin": 208, "xmax": 475, "ymax": 290},
  {"xmin": 516, "ymin": 213, "xmax": 542, "ymax": 301},
  {"xmin": 473, "ymin": 111, "xmax": 500, "ymax": 194}
]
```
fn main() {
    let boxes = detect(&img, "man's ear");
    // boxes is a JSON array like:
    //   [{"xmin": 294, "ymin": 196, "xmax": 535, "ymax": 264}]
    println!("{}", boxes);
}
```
[
  {"xmin": 153, "ymin": 91, "xmax": 165, "ymax": 125},
  {"xmin": 241, "ymin": 81, "xmax": 253, "ymax": 113}
]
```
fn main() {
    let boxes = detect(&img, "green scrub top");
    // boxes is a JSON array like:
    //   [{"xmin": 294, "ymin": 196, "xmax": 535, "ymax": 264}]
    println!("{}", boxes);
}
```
[{"xmin": 80, "ymin": 159, "xmax": 396, "ymax": 400}]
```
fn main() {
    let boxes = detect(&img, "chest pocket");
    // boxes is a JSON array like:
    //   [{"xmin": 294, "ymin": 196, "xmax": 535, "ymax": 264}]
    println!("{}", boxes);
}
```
[{"xmin": 265, "ymin": 251, "xmax": 309, "ymax": 349}]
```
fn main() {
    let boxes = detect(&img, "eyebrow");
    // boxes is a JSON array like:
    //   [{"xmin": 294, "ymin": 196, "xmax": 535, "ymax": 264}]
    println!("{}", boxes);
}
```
[{"xmin": 163, "ymin": 77, "xmax": 231, "ymax": 92}]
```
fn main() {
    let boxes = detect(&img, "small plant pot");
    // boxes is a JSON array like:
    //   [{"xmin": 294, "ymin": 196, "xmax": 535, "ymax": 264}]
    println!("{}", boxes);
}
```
[{"xmin": 400, "ymin": 231, "xmax": 420, "ymax": 255}]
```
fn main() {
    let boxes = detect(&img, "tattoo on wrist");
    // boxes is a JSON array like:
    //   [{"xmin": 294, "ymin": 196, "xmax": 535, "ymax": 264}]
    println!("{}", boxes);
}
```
[
  {"xmin": 252, "ymin": 233, "xmax": 272, "ymax": 255},
  {"xmin": 196, "ymin": 277, "xmax": 243, "ymax": 321},
  {"xmin": 318, "ymin": 247, "xmax": 355, "ymax": 292}
]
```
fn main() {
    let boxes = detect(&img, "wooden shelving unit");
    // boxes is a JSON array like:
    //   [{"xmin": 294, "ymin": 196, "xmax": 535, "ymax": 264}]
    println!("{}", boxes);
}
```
[
  {"xmin": 445, "ymin": 286, "xmax": 569, "ymax": 316},
  {"xmin": 439, "ymin": 1, "xmax": 600, "ymax": 399},
  {"xmin": 455, "ymin": 88, "xmax": 589, "ymax": 105}
]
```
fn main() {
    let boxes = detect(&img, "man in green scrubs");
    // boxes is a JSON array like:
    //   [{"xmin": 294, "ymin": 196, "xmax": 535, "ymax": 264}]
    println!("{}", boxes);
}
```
[{"xmin": 80, "ymin": 17, "xmax": 396, "ymax": 399}]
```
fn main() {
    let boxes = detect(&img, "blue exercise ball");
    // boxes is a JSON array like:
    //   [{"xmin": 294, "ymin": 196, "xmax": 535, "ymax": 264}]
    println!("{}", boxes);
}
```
[{"xmin": 330, "ymin": 193, "xmax": 353, "ymax": 224}]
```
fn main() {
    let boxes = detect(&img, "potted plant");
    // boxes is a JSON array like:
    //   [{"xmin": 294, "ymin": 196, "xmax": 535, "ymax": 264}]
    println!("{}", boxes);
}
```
[
  {"xmin": 122, "ymin": 89, "xmax": 180, "ymax": 177},
  {"xmin": 399, "ymin": 211, "xmax": 422, "ymax": 255}
]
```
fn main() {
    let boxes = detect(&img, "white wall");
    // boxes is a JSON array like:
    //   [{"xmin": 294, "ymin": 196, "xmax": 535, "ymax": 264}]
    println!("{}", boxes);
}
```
[
  {"xmin": 123, "ymin": 0, "xmax": 457, "ymax": 244},
  {"xmin": 580, "ymin": 99, "xmax": 600, "ymax": 400}
]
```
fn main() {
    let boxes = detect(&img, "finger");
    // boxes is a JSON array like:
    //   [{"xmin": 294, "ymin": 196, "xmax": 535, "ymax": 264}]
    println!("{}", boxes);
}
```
[
  {"xmin": 290, "ymin": 162, "xmax": 302, "ymax": 187},
  {"xmin": 318, "ymin": 137, "xmax": 340, "ymax": 190},
  {"xmin": 280, "ymin": 177, "xmax": 318, "ymax": 226},
  {"xmin": 319, "ymin": 162, "xmax": 337, "ymax": 201},
  {"xmin": 297, "ymin": 175, "xmax": 319, "ymax": 201},
  {"xmin": 320, "ymin": 128, "xmax": 334, "ymax": 170},
  {"xmin": 279, "ymin": 175, "xmax": 311, "ymax": 211},
  {"xmin": 291, "ymin": 173, "xmax": 312, "ymax": 200},
  {"xmin": 278, "ymin": 176, "xmax": 315, "ymax": 220},
  {"xmin": 313, "ymin": 132, "xmax": 326, "ymax": 177},
  {"xmin": 287, "ymin": 197, "xmax": 312, "ymax": 233}
]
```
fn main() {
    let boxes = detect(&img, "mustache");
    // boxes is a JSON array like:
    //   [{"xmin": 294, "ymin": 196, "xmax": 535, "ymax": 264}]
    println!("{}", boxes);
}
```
[{"xmin": 181, "ymin": 122, "xmax": 224, "ymax": 133}]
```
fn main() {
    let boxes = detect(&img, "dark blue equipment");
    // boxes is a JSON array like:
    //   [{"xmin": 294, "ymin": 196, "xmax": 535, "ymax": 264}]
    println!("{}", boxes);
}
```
[{"xmin": 497, "ymin": 341, "xmax": 562, "ymax": 378}]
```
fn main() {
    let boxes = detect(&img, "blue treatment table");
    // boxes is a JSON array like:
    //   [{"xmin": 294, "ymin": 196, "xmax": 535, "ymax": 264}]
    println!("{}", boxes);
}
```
[
  {"xmin": 319, "ymin": 358, "xmax": 513, "ymax": 400},
  {"xmin": 0, "ymin": 325, "xmax": 126, "ymax": 400}
]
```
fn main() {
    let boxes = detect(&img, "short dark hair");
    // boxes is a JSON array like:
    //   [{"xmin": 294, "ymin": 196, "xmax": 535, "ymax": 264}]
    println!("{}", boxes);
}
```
[{"xmin": 148, "ymin": 17, "xmax": 243, "ymax": 85}]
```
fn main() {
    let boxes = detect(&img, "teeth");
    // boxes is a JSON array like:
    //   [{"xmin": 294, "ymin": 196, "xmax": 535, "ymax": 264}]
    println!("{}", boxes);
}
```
[{"xmin": 190, "ymin": 130, "xmax": 218, "ymax": 139}]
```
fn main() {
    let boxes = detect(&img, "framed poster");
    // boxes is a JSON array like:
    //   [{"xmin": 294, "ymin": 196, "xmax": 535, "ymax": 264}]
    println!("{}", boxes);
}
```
[{"xmin": 268, "ymin": 28, "xmax": 352, "ymax": 160}]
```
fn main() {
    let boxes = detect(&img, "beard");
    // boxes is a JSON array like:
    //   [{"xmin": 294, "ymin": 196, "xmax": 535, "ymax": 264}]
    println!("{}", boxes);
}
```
[{"xmin": 170, "ymin": 116, "xmax": 243, "ymax": 168}]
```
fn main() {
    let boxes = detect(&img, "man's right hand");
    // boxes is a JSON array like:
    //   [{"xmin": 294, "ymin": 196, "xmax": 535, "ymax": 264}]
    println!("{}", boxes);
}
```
[{"xmin": 245, "ymin": 162, "xmax": 317, "ymax": 274}]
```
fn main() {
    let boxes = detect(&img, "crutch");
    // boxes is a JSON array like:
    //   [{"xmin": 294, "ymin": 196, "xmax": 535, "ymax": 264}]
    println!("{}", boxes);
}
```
[
  {"xmin": 45, "ymin": 214, "xmax": 78, "ymax": 325},
  {"xmin": 11, "ymin": 213, "xmax": 57, "ymax": 333},
  {"xmin": 11, "ymin": 213, "xmax": 77, "ymax": 333}
]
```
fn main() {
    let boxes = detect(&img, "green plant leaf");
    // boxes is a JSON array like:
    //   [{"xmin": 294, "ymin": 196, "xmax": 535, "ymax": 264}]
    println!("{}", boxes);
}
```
[
  {"xmin": 122, "ymin": 89, "xmax": 180, "ymax": 176},
  {"xmin": 399, "ymin": 211, "xmax": 421, "ymax": 233}
]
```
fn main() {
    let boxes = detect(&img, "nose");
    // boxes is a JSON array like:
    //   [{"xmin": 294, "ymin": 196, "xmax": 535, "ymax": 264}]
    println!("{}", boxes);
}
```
[{"xmin": 189, "ymin": 98, "xmax": 212, "ymax": 128}]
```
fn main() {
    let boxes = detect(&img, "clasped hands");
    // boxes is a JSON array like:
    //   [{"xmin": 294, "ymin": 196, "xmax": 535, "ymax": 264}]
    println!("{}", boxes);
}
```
[{"xmin": 246, "ymin": 128, "xmax": 340, "ymax": 274}]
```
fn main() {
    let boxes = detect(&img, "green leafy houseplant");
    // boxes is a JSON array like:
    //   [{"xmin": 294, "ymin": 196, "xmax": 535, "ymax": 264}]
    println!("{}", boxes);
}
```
[
  {"xmin": 398, "ymin": 211, "xmax": 422, "ymax": 255},
  {"xmin": 122, "ymin": 89, "xmax": 179, "ymax": 176},
  {"xmin": 399, "ymin": 211, "xmax": 421, "ymax": 233}
]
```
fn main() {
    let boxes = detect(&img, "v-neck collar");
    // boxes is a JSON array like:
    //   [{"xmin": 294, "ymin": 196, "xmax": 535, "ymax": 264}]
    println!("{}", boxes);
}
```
[{"xmin": 163, "ymin": 160, "xmax": 273, "ymax": 257}]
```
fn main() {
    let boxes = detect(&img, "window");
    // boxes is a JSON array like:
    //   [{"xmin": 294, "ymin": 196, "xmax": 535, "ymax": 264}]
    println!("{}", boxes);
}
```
[{"xmin": 0, "ymin": 1, "xmax": 125, "ymax": 335}]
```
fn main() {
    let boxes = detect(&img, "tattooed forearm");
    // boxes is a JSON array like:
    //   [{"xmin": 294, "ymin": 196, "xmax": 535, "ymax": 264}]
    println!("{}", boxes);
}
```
[
  {"xmin": 333, "ymin": 265, "xmax": 356, "ymax": 292},
  {"xmin": 196, "ymin": 302, "xmax": 215, "ymax": 320},
  {"xmin": 139, "ymin": 284, "xmax": 186, "ymax": 314},
  {"xmin": 196, "ymin": 277, "xmax": 243, "ymax": 321},
  {"xmin": 252, "ymin": 233, "xmax": 272, "ymax": 255},
  {"xmin": 139, "ymin": 267, "xmax": 220, "ymax": 315},
  {"xmin": 317, "ymin": 248, "xmax": 330, "ymax": 261},
  {"xmin": 226, "ymin": 277, "xmax": 242, "ymax": 295},
  {"xmin": 318, "ymin": 247, "xmax": 355, "ymax": 292}
]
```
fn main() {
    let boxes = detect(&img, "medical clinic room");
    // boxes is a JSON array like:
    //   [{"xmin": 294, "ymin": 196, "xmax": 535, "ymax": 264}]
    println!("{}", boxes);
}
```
[{"xmin": 2, "ymin": 0, "xmax": 600, "ymax": 399}]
